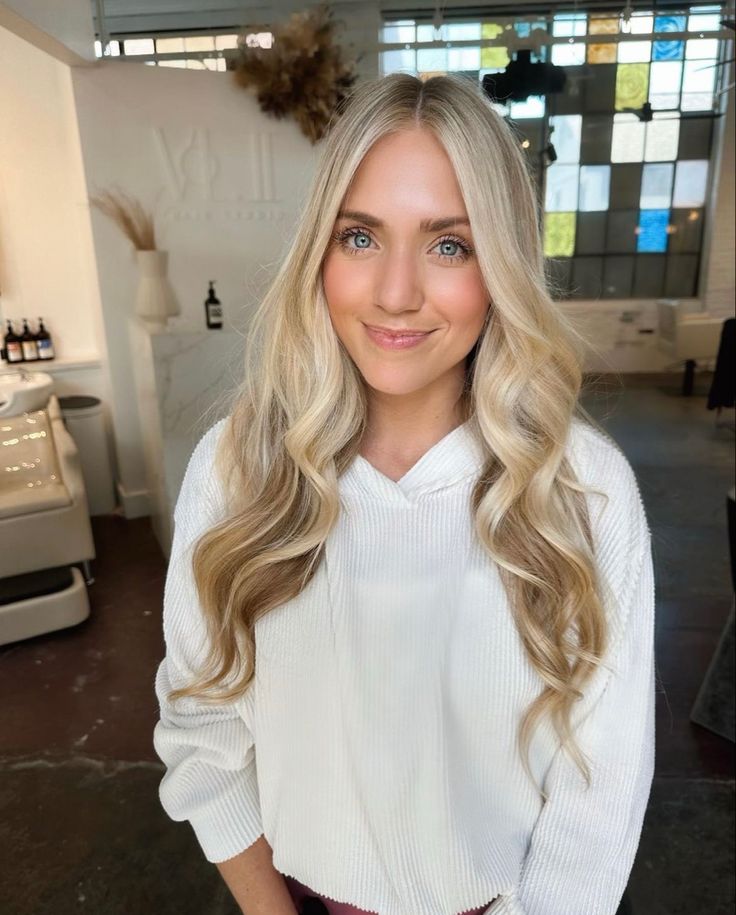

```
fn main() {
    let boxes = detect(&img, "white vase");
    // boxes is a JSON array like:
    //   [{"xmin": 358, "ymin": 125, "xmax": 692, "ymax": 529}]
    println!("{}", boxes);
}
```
[{"xmin": 134, "ymin": 249, "xmax": 180, "ymax": 331}]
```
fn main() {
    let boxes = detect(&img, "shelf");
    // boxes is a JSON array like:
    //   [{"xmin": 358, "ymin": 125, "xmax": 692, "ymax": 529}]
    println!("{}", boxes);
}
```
[{"xmin": 0, "ymin": 356, "xmax": 101, "ymax": 373}]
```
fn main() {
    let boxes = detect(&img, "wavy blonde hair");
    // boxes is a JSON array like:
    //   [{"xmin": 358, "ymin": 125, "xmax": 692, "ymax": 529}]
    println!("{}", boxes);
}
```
[{"xmin": 168, "ymin": 72, "xmax": 618, "ymax": 802}]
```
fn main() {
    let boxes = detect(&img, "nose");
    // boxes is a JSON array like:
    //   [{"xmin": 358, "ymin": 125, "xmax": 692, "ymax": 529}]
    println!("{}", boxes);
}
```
[{"xmin": 374, "ymin": 244, "xmax": 423, "ymax": 315}]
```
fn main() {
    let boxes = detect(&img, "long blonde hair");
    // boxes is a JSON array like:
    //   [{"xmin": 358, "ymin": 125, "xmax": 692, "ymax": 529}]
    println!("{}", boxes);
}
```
[{"xmin": 168, "ymin": 73, "xmax": 618, "ymax": 801}]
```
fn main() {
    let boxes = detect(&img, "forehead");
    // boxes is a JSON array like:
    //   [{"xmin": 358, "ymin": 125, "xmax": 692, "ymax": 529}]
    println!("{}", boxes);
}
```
[{"xmin": 344, "ymin": 128, "xmax": 467, "ymax": 216}]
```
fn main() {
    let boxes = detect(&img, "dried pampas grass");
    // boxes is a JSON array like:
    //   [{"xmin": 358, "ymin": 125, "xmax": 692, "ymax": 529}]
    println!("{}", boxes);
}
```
[
  {"xmin": 88, "ymin": 188, "xmax": 156, "ymax": 250},
  {"xmin": 231, "ymin": 2, "xmax": 359, "ymax": 144}
]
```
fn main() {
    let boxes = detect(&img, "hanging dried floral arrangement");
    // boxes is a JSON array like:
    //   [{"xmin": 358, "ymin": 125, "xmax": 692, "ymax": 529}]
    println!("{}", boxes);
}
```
[{"xmin": 231, "ymin": 2, "xmax": 360, "ymax": 144}]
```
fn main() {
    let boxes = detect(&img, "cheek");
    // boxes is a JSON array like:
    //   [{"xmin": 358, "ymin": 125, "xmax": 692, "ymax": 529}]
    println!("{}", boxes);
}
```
[
  {"xmin": 322, "ymin": 253, "xmax": 368, "ymax": 312},
  {"xmin": 432, "ymin": 271, "xmax": 488, "ymax": 330}
]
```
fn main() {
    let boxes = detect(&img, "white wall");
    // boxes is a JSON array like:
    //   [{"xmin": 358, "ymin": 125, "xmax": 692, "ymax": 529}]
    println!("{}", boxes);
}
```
[
  {"xmin": 703, "ymin": 77, "xmax": 735, "ymax": 319},
  {"xmin": 70, "ymin": 60, "xmax": 322, "ymax": 513},
  {"xmin": 0, "ymin": 24, "xmax": 108, "ymax": 368}
]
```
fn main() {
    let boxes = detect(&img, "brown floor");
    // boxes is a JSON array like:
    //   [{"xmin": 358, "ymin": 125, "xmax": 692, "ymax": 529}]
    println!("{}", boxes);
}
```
[{"xmin": 0, "ymin": 371, "xmax": 734, "ymax": 915}]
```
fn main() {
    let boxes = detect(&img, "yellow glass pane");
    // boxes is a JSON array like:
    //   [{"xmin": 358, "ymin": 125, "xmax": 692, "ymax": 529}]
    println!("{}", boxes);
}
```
[
  {"xmin": 589, "ymin": 17, "xmax": 619, "ymax": 35},
  {"xmin": 615, "ymin": 63, "xmax": 650, "ymax": 110},
  {"xmin": 481, "ymin": 22, "xmax": 509, "ymax": 69},
  {"xmin": 544, "ymin": 212, "xmax": 576, "ymax": 257},
  {"xmin": 588, "ymin": 17, "xmax": 618, "ymax": 63}
]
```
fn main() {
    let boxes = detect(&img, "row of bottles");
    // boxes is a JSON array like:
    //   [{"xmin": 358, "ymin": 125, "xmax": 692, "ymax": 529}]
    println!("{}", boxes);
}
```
[{"xmin": 2, "ymin": 318, "xmax": 55, "ymax": 363}]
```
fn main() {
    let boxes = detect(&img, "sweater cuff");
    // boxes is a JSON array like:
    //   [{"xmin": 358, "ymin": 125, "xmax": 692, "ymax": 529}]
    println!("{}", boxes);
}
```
[
  {"xmin": 484, "ymin": 891, "xmax": 525, "ymax": 915},
  {"xmin": 187, "ymin": 769, "xmax": 264, "ymax": 863}
]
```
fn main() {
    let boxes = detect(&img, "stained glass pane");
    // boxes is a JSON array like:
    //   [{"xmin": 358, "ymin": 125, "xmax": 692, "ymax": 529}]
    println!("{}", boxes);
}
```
[
  {"xmin": 448, "ymin": 47, "xmax": 481, "ymax": 70},
  {"xmin": 509, "ymin": 95, "xmax": 545, "ymax": 119},
  {"xmin": 481, "ymin": 23, "xmax": 509, "ymax": 68},
  {"xmin": 611, "ymin": 113, "xmax": 646, "ymax": 162},
  {"xmin": 417, "ymin": 47, "xmax": 447, "ymax": 71},
  {"xmin": 545, "ymin": 165, "xmax": 580, "ymax": 211},
  {"xmin": 645, "ymin": 115, "xmax": 680, "ymax": 161},
  {"xmin": 417, "ymin": 24, "xmax": 440, "ymax": 41},
  {"xmin": 544, "ymin": 212, "xmax": 576, "ymax": 257},
  {"xmin": 673, "ymin": 160, "xmax": 709, "ymax": 206},
  {"xmin": 552, "ymin": 11, "xmax": 586, "ymax": 66},
  {"xmin": 579, "ymin": 165, "xmax": 611, "ymax": 211},
  {"xmin": 640, "ymin": 163, "xmax": 674, "ymax": 208},
  {"xmin": 681, "ymin": 59, "xmax": 717, "ymax": 110},
  {"xmin": 653, "ymin": 15, "xmax": 685, "ymax": 60},
  {"xmin": 649, "ymin": 61, "xmax": 682, "ymax": 109},
  {"xmin": 549, "ymin": 115, "xmax": 582, "ymax": 162},
  {"xmin": 381, "ymin": 50, "xmax": 416, "ymax": 74},
  {"xmin": 618, "ymin": 40, "xmax": 651, "ymax": 63},
  {"xmin": 552, "ymin": 12, "xmax": 586, "ymax": 36},
  {"xmin": 682, "ymin": 58, "xmax": 717, "ymax": 93},
  {"xmin": 589, "ymin": 17, "xmax": 619, "ymax": 34},
  {"xmin": 687, "ymin": 11, "xmax": 722, "ymax": 32},
  {"xmin": 446, "ymin": 23, "xmax": 481, "ymax": 40},
  {"xmin": 686, "ymin": 38, "xmax": 719, "ymax": 58},
  {"xmin": 637, "ymin": 209, "xmax": 670, "ymax": 252},
  {"xmin": 588, "ymin": 17, "xmax": 618, "ymax": 63},
  {"xmin": 552, "ymin": 43, "xmax": 586, "ymax": 66},
  {"xmin": 382, "ymin": 21, "xmax": 415, "ymax": 43},
  {"xmin": 630, "ymin": 15, "xmax": 654, "ymax": 34},
  {"xmin": 615, "ymin": 63, "xmax": 650, "ymax": 110}
]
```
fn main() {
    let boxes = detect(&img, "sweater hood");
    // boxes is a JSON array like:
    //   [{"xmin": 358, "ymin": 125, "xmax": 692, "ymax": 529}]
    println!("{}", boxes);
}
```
[{"xmin": 339, "ymin": 420, "xmax": 486, "ymax": 505}]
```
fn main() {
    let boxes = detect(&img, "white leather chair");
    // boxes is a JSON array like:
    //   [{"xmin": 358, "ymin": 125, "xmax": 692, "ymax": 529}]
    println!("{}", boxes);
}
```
[{"xmin": 0, "ymin": 394, "xmax": 95, "ymax": 645}]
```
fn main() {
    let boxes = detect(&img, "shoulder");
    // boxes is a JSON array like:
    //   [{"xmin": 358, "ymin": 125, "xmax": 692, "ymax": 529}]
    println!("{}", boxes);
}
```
[
  {"xmin": 566, "ymin": 416, "xmax": 651, "ymax": 597},
  {"xmin": 174, "ymin": 416, "xmax": 231, "ymax": 531}
]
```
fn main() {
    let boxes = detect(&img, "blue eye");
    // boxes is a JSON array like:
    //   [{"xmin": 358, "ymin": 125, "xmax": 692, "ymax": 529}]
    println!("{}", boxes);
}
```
[
  {"xmin": 332, "ymin": 226, "xmax": 474, "ymax": 263},
  {"xmin": 439, "ymin": 241, "xmax": 460, "ymax": 257}
]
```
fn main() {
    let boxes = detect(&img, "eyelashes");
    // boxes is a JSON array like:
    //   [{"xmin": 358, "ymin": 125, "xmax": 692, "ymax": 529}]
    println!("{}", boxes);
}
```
[{"xmin": 331, "ymin": 226, "xmax": 474, "ymax": 263}]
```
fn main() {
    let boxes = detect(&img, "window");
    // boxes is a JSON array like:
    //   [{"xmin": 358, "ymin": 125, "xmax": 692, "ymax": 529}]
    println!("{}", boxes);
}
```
[
  {"xmin": 380, "ymin": 5, "xmax": 726, "ymax": 299},
  {"xmin": 95, "ymin": 31, "xmax": 270, "ymax": 71}
]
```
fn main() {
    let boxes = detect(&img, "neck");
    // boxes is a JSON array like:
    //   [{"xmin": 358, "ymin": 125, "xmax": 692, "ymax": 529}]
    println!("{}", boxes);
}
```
[{"xmin": 361, "ymin": 378, "xmax": 469, "ymax": 463}]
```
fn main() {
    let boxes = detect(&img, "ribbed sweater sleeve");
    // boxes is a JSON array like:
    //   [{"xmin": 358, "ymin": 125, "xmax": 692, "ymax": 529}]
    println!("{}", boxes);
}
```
[
  {"xmin": 152, "ymin": 420, "xmax": 264, "ymax": 863},
  {"xmin": 484, "ymin": 444, "xmax": 656, "ymax": 915}
]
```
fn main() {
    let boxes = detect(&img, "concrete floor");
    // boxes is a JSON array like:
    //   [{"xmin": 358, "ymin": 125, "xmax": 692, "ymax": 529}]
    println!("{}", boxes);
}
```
[{"xmin": 0, "ymin": 371, "xmax": 734, "ymax": 915}]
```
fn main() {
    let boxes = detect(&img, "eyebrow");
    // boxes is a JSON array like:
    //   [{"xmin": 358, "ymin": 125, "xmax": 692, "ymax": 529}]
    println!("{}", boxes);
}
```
[{"xmin": 336, "ymin": 209, "xmax": 471, "ymax": 233}]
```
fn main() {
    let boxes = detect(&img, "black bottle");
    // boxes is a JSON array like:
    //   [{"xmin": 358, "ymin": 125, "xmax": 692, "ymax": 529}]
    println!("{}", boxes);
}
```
[
  {"xmin": 3, "ymin": 319, "xmax": 24, "ymax": 364},
  {"xmin": 35, "ymin": 317, "xmax": 55, "ymax": 360},
  {"xmin": 20, "ymin": 319, "xmax": 39, "ymax": 361},
  {"xmin": 204, "ymin": 281, "xmax": 223, "ymax": 329}
]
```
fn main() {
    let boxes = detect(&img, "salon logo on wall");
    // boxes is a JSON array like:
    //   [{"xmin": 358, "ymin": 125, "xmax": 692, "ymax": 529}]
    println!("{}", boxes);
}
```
[{"xmin": 153, "ymin": 126, "xmax": 288, "ymax": 224}]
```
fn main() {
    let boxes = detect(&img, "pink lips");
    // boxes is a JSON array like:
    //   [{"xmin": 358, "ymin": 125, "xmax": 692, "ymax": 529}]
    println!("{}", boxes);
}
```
[{"xmin": 364, "ymin": 325, "xmax": 434, "ymax": 351}]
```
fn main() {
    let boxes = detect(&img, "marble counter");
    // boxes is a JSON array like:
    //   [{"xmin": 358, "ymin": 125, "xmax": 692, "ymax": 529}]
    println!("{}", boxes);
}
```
[{"xmin": 129, "ymin": 322, "xmax": 245, "ymax": 557}]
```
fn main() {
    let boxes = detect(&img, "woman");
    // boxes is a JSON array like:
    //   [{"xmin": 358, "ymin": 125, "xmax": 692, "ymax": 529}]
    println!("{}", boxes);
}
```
[{"xmin": 153, "ymin": 73, "xmax": 655, "ymax": 915}]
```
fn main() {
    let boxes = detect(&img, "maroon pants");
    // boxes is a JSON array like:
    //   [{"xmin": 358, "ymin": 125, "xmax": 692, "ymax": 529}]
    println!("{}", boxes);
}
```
[{"xmin": 283, "ymin": 873, "xmax": 495, "ymax": 915}]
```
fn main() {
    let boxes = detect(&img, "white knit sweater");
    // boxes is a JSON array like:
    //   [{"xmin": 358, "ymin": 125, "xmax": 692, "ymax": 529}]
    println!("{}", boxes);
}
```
[{"xmin": 153, "ymin": 416, "xmax": 655, "ymax": 915}]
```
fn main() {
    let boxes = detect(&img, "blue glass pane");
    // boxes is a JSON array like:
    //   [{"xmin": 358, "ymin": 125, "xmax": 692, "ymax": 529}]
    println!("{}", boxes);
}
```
[
  {"xmin": 637, "ymin": 209, "xmax": 669, "ymax": 252},
  {"xmin": 653, "ymin": 16, "xmax": 685, "ymax": 60}
]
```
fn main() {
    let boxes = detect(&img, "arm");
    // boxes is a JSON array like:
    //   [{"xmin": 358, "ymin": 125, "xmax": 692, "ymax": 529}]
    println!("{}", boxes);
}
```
[
  {"xmin": 216, "ymin": 835, "xmax": 299, "ymax": 915},
  {"xmin": 153, "ymin": 422, "xmax": 295, "ymax": 911},
  {"xmin": 485, "ymin": 461, "xmax": 656, "ymax": 915}
]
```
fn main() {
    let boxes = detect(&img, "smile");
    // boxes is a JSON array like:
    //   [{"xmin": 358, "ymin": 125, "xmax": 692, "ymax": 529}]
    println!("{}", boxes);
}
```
[{"xmin": 363, "ymin": 325, "xmax": 435, "ymax": 350}]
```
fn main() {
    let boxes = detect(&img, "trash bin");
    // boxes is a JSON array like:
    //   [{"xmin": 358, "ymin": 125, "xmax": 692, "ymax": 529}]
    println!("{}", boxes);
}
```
[{"xmin": 58, "ymin": 395, "xmax": 117, "ymax": 516}]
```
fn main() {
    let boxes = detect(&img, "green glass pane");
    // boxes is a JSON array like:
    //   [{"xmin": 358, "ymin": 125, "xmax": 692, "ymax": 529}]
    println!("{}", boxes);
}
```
[
  {"xmin": 481, "ymin": 22, "xmax": 509, "ymax": 68},
  {"xmin": 544, "ymin": 212, "xmax": 576, "ymax": 257},
  {"xmin": 615, "ymin": 63, "xmax": 650, "ymax": 110}
]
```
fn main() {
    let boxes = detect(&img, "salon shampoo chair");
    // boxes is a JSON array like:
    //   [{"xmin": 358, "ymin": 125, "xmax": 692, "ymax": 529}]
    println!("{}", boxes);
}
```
[{"xmin": 0, "ymin": 393, "xmax": 96, "ymax": 646}]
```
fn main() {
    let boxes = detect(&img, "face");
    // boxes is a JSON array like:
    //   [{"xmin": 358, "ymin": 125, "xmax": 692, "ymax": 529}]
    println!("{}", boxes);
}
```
[{"xmin": 321, "ymin": 127, "xmax": 490, "ymax": 417}]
